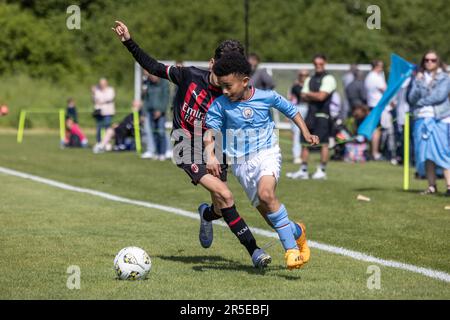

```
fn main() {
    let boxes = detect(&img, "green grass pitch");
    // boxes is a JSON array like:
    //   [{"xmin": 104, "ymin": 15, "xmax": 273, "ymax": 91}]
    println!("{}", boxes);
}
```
[{"xmin": 0, "ymin": 130, "xmax": 449, "ymax": 299}]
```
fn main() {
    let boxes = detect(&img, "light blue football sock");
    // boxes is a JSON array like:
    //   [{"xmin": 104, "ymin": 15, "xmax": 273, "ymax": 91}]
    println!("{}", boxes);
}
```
[
  {"xmin": 290, "ymin": 221, "xmax": 302, "ymax": 240},
  {"xmin": 266, "ymin": 204, "xmax": 298, "ymax": 250}
]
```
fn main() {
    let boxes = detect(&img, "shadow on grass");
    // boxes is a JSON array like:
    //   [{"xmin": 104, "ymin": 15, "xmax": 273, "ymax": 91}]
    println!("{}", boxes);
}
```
[
  {"xmin": 353, "ymin": 187, "xmax": 384, "ymax": 192},
  {"xmin": 156, "ymin": 254, "xmax": 302, "ymax": 280},
  {"xmin": 402, "ymin": 188, "xmax": 423, "ymax": 194}
]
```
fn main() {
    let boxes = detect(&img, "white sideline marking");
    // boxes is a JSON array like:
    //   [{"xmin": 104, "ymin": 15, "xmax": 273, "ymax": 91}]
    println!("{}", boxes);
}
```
[{"xmin": 1, "ymin": 166, "xmax": 449, "ymax": 284}]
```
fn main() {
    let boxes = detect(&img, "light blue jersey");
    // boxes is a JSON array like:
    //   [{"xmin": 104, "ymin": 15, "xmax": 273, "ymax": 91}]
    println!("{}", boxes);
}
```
[{"xmin": 206, "ymin": 87, "xmax": 298, "ymax": 159}]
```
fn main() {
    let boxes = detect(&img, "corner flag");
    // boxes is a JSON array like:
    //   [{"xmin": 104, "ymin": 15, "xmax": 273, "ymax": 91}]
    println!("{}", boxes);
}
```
[{"xmin": 357, "ymin": 54, "xmax": 415, "ymax": 140}]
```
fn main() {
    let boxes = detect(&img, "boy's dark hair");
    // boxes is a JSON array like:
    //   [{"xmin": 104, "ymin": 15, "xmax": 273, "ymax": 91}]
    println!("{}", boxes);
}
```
[
  {"xmin": 313, "ymin": 53, "xmax": 327, "ymax": 61},
  {"xmin": 214, "ymin": 39, "xmax": 245, "ymax": 60},
  {"xmin": 213, "ymin": 52, "xmax": 252, "ymax": 77}
]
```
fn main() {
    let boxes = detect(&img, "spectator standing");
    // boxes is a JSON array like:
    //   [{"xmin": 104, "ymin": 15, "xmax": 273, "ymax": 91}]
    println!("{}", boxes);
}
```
[
  {"xmin": 288, "ymin": 70, "xmax": 309, "ymax": 164},
  {"xmin": 287, "ymin": 54, "xmax": 337, "ymax": 180},
  {"xmin": 379, "ymin": 101, "xmax": 397, "ymax": 164},
  {"xmin": 393, "ymin": 77, "xmax": 411, "ymax": 164},
  {"xmin": 92, "ymin": 78, "xmax": 115, "ymax": 143},
  {"xmin": 248, "ymin": 53, "xmax": 275, "ymax": 90},
  {"xmin": 364, "ymin": 60, "xmax": 387, "ymax": 160},
  {"xmin": 408, "ymin": 50, "xmax": 450, "ymax": 196},
  {"xmin": 346, "ymin": 70, "xmax": 367, "ymax": 112},
  {"xmin": 342, "ymin": 64, "xmax": 358, "ymax": 118},
  {"xmin": 342, "ymin": 64, "xmax": 358, "ymax": 88},
  {"xmin": 140, "ymin": 70, "xmax": 156, "ymax": 159},
  {"xmin": 328, "ymin": 90, "xmax": 342, "ymax": 150},
  {"xmin": 142, "ymin": 73, "xmax": 170, "ymax": 161}
]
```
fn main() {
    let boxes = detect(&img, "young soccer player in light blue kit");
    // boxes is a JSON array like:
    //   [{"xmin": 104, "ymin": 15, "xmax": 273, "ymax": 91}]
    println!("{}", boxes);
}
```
[{"xmin": 205, "ymin": 52, "xmax": 319, "ymax": 270}]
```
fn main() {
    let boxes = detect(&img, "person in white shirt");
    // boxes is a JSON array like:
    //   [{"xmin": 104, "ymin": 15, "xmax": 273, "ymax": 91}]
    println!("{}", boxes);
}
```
[
  {"xmin": 364, "ymin": 60, "xmax": 387, "ymax": 160},
  {"xmin": 288, "ymin": 70, "xmax": 309, "ymax": 164},
  {"xmin": 92, "ymin": 78, "xmax": 116, "ymax": 143}
]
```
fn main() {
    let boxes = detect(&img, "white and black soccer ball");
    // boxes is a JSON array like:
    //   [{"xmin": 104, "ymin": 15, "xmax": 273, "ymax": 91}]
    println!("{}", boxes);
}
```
[{"xmin": 114, "ymin": 246, "xmax": 152, "ymax": 280}]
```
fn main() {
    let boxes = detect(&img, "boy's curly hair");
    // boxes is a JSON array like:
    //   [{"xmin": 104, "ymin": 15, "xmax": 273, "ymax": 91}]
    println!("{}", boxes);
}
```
[
  {"xmin": 213, "ymin": 52, "xmax": 252, "ymax": 77},
  {"xmin": 214, "ymin": 39, "xmax": 245, "ymax": 60}
]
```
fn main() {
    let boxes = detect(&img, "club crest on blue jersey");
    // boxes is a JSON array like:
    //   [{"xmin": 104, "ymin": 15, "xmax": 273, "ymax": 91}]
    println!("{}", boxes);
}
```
[{"xmin": 242, "ymin": 107, "xmax": 254, "ymax": 119}]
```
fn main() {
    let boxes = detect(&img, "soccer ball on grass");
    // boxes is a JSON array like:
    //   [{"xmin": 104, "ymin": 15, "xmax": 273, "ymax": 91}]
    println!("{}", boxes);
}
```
[{"xmin": 114, "ymin": 246, "xmax": 152, "ymax": 280}]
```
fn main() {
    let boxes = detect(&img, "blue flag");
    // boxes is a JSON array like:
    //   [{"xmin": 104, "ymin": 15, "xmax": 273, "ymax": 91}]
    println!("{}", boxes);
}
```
[{"xmin": 357, "ymin": 54, "xmax": 415, "ymax": 140}]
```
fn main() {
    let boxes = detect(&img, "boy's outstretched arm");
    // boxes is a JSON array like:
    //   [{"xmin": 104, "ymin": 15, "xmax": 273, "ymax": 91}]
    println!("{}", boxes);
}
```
[
  {"xmin": 292, "ymin": 113, "xmax": 319, "ymax": 146},
  {"xmin": 112, "ymin": 20, "xmax": 181, "ymax": 84},
  {"xmin": 272, "ymin": 91, "xmax": 319, "ymax": 146}
]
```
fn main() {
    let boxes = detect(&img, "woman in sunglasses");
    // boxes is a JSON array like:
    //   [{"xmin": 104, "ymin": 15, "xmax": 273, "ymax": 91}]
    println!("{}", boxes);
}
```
[{"xmin": 408, "ymin": 50, "xmax": 450, "ymax": 196}]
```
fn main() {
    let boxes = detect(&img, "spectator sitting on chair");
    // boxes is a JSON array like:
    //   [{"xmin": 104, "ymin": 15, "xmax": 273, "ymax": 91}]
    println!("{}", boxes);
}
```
[{"xmin": 93, "ymin": 100, "xmax": 143, "ymax": 153}]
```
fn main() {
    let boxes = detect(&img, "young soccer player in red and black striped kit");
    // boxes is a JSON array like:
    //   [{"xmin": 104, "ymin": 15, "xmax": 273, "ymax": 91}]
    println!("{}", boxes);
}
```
[{"xmin": 112, "ymin": 21, "xmax": 271, "ymax": 268}]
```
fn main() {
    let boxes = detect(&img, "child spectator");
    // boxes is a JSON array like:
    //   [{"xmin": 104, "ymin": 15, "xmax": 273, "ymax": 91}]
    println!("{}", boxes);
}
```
[
  {"xmin": 66, "ymin": 98, "xmax": 78, "ymax": 123},
  {"xmin": 62, "ymin": 117, "xmax": 88, "ymax": 148}
]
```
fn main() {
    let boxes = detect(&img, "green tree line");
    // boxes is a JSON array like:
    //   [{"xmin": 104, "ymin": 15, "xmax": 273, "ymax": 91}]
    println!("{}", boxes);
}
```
[
  {"xmin": 1, "ymin": 0, "xmax": 449, "ymax": 86},
  {"xmin": 0, "ymin": 0, "xmax": 448, "ymax": 128}
]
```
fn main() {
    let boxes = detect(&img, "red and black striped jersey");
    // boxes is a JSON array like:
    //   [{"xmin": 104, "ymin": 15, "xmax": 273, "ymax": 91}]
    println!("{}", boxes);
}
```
[{"xmin": 123, "ymin": 39, "xmax": 222, "ymax": 141}]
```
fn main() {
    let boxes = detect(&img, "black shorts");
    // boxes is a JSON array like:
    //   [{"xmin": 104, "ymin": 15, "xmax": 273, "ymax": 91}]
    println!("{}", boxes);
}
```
[
  {"xmin": 301, "ymin": 112, "xmax": 331, "ymax": 145},
  {"xmin": 178, "ymin": 163, "xmax": 228, "ymax": 185}
]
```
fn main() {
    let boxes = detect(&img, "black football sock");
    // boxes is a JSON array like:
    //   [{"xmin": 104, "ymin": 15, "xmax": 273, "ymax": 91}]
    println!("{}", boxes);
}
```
[
  {"xmin": 221, "ymin": 205, "xmax": 259, "ymax": 256},
  {"xmin": 202, "ymin": 204, "xmax": 222, "ymax": 222}
]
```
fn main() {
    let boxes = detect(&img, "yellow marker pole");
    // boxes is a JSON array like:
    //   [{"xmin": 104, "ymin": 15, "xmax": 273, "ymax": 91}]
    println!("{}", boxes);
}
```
[
  {"xmin": 133, "ymin": 111, "xmax": 142, "ymax": 154},
  {"xmin": 17, "ymin": 110, "xmax": 27, "ymax": 143},
  {"xmin": 59, "ymin": 109, "xmax": 66, "ymax": 142},
  {"xmin": 403, "ymin": 112, "xmax": 410, "ymax": 190}
]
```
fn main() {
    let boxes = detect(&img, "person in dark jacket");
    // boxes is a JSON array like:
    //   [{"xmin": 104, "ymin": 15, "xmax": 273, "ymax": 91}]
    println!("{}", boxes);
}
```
[
  {"xmin": 248, "ymin": 53, "xmax": 275, "ymax": 90},
  {"xmin": 142, "ymin": 71, "xmax": 170, "ymax": 160},
  {"xmin": 345, "ymin": 70, "xmax": 367, "ymax": 112}
]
